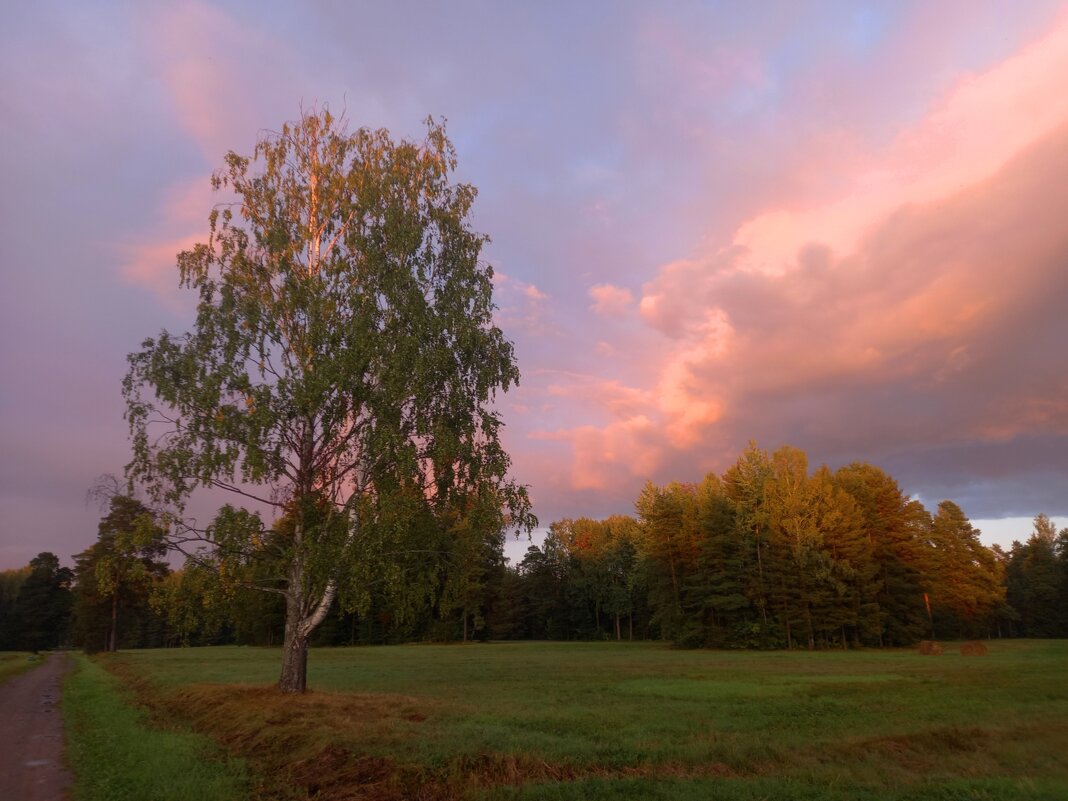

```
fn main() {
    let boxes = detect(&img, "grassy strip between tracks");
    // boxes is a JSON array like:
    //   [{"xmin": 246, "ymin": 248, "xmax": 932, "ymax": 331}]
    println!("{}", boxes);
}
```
[
  {"xmin": 0, "ymin": 651, "xmax": 45, "ymax": 685},
  {"xmin": 62, "ymin": 652, "xmax": 248, "ymax": 801}
]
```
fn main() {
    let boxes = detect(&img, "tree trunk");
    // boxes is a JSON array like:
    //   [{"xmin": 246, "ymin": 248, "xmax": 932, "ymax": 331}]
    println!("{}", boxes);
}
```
[
  {"xmin": 279, "ymin": 628, "xmax": 308, "ymax": 693},
  {"xmin": 109, "ymin": 592, "xmax": 118, "ymax": 652},
  {"xmin": 615, "ymin": 613, "xmax": 621, "ymax": 641},
  {"xmin": 755, "ymin": 538, "xmax": 768, "ymax": 625},
  {"xmin": 668, "ymin": 554, "xmax": 681, "ymax": 613},
  {"xmin": 277, "ymin": 568, "xmax": 337, "ymax": 693},
  {"xmin": 463, "ymin": 611, "xmax": 468, "ymax": 643}
]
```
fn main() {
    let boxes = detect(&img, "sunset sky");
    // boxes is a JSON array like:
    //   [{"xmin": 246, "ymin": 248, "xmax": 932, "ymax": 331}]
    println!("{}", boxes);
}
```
[{"xmin": 2, "ymin": 0, "xmax": 1067, "ymax": 568}]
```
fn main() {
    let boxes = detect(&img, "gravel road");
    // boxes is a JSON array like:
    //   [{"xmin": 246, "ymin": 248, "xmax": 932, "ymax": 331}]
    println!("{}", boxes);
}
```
[{"xmin": 0, "ymin": 653, "xmax": 74, "ymax": 800}]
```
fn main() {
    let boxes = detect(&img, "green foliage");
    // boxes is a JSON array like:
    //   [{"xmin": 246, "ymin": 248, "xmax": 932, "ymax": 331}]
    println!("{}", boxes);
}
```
[
  {"xmin": 832, "ymin": 463, "xmax": 930, "ymax": 645},
  {"xmin": 0, "ymin": 566, "xmax": 31, "ymax": 649},
  {"xmin": 138, "ymin": 438, "xmax": 1044, "ymax": 654},
  {"xmin": 499, "ymin": 443, "xmax": 1012, "ymax": 651},
  {"xmin": 4, "ymin": 553, "xmax": 72, "ymax": 651},
  {"xmin": 63, "ymin": 654, "xmax": 246, "ymax": 801},
  {"xmin": 437, "ymin": 496, "xmax": 511, "ymax": 641},
  {"xmin": 122, "ymin": 107, "xmax": 532, "ymax": 687},
  {"xmin": 924, "ymin": 500, "xmax": 1004, "ymax": 638},
  {"xmin": 72, "ymin": 496, "xmax": 169, "ymax": 653},
  {"xmin": 1005, "ymin": 515, "xmax": 1067, "ymax": 637}
]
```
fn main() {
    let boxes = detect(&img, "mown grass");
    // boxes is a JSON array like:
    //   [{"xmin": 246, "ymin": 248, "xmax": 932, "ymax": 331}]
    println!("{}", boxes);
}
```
[
  {"xmin": 105, "ymin": 640, "xmax": 1068, "ymax": 800},
  {"xmin": 0, "ymin": 650, "xmax": 44, "ymax": 684},
  {"xmin": 63, "ymin": 653, "xmax": 247, "ymax": 801}
]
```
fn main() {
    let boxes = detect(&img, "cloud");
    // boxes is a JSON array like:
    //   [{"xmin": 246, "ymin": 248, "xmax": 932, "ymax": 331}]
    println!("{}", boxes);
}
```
[
  {"xmin": 112, "ymin": 2, "xmax": 310, "ymax": 310},
  {"xmin": 532, "ymin": 416, "xmax": 660, "ymax": 491},
  {"xmin": 654, "ymin": 309, "xmax": 732, "ymax": 448},
  {"xmin": 545, "ymin": 374, "xmax": 650, "ymax": 420},
  {"xmin": 114, "ymin": 175, "xmax": 219, "ymax": 311},
  {"xmin": 524, "ymin": 284, "xmax": 548, "ymax": 301},
  {"xmin": 547, "ymin": 16, "xmax": 1068, "ymax": 512},
  {"xmin": 588, "ymin": 283, "xmax": 634, "ymax": 316},
  {"xmin": 729, "ymin": 8, "xmax": 1068, "ymax": 277},
  {"xmin": 135, "ymin": 1, "xmax": 299, "ymax": 163},
  {"xmin": 638, "ymin": 123, "xmax": 1068, "ymax": 496},
  {"xmin": 492, "ymin": 271, "xmax": 553, "ymax": 335}
]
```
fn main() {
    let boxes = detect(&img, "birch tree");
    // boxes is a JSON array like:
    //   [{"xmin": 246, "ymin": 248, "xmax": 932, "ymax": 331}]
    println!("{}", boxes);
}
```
[{"xmin": 124, "ymin": 108, "xmax": 531, "ymax": 692}]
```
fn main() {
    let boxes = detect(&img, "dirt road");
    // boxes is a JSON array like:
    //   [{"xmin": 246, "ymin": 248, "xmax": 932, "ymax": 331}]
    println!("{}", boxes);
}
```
[{"xmin": 0, "ymin": 653, "xmax": 74, "ymax": 800}]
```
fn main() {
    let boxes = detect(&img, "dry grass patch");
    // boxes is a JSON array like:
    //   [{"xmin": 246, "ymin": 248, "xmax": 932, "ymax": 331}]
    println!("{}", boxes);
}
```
[
  {"xmin": 151, "ymin": 683, "xmax": 447, "ymax": 800},
  {"xmin": 106, "ymin": 671, "xmax": 752, "ymax": 799},
  {"xmin": 868, "ymin": 726, "xmax": 991, "ymax": 757}
]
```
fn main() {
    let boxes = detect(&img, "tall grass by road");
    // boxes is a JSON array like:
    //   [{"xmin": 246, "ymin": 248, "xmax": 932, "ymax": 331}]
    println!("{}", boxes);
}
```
[{"xmin": 62, "ymin": 653, "xmax": 246, "ymax": 801}]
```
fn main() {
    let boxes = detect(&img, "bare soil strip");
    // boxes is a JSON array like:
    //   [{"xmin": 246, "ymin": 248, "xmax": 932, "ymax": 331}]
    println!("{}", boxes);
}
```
[{"xmin": 0, "ymin": 653, "xmax": 74, "ymax": 801}]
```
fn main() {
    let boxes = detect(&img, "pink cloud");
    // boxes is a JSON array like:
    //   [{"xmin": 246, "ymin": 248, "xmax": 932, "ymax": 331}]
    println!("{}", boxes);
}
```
[
  {"xmin": 594, "ymin": 341, "xmax": 616, "ymax": 358},
  {"xmin": 492, "ymin": 270, "xmax": 553, "ymax": 335},
  {"xmin": 524, "ymin": 284, "xmax": 548, "ymax": 301},
  {"xmin": 532, "ymin": 416, "xmax": 660, "ymax": 491},
  {"xmin": 135, "ymin": 1, "xmax": 299, "ymax": 163},
  {"xmin": 545, "ymin": 375, "xmax": 650, "ymax": 420},
  {"xmin": 547, "ymin": 15, "xmax": 1068, "ymax": 500},
  {"xmin": 645, "ymin": 124, "xmax": 1068, "ymax": 447},
  {"xmin": 654, "ymin": 309, "xmax": 732, "ymax": 448},
  {"xmin": 115, "ymin": 174, "xmax": 223, "ymax": 311},
  {"xmin": 108, "ymin": 3, "xmax": 306, "ymax": 312},
  {"xmin": 588, "ymin": 283, "xmax": 634, "ymax": 316},
  {"xmin": 117, "ymin": 234, "xmax": 202, "ymax": 316},
  {"xmin": 730, "ymin": 8, "xmax": 1068, "ymax": 277}
]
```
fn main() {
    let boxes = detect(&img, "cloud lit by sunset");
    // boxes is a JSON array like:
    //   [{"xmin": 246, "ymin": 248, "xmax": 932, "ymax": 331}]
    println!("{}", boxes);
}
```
[{"xmin": 3, "ymin": 0, "xmax": 1068, "ymax": 567}]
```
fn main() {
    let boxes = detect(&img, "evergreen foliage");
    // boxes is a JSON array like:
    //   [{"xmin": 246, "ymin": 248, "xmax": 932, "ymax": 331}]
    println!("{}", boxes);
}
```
[
  {"xmin": 4, "ymin": 553, "xmax": 72, "ymax": 650},
  {"xmin": 71, "ymin": 495, "xmax": 170, "ymax": 652}
]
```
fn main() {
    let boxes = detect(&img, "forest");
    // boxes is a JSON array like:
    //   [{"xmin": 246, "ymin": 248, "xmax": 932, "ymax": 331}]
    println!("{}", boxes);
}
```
[{"xmin": 3, "ymin": 443, "xmax": 1065, "ymax": 654}]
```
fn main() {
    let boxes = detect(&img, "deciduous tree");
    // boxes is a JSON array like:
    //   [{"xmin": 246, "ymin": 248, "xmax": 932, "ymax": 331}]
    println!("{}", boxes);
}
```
[{"xmin": 123, "ymin": 109, "xmax": 531, "ymax": 691}]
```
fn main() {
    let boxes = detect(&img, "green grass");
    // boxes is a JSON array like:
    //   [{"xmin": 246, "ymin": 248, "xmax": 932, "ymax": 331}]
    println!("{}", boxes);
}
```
[
  {"xmin": 63, "ymin": 653, "xmax": 247, "ymax": 801},
  {"xmin": 105, "ymin": 640, "xmax": 1068, "ymax": 800},
  {"xmin": 0, "ymin": 650, "xmax": 44, "ymax": 684}
]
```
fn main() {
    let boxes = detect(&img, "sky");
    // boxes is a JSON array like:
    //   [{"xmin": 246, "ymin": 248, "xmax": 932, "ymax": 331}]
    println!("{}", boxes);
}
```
[{"xmin": 2, "ymin": 0, "xmax": 1068, "ymax": 569}]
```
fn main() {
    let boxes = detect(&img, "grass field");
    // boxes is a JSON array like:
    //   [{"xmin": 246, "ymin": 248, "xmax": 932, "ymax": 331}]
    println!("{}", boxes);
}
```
[
  {"xmin": 64, "ymin": 654, "xmax": 247, "ymax": 801},
  {"xmin": 0, "ymin": 651, "xmax": 44, "ymax": 684},
  {"xmin": 101, "ymin": 640, "xmax": 1068, "ymax": 800}
]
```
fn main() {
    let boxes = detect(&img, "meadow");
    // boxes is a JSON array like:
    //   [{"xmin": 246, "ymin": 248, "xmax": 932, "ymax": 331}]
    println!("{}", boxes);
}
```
[{"xmin": 94, "ymin": 640, "xmax": 1068, "ymax": 800}]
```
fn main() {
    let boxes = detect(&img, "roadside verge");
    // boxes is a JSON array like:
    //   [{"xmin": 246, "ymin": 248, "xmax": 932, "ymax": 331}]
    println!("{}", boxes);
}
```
[{"xmin": 63, "ymin": 653, "xmax": 248, "ymax": 801}]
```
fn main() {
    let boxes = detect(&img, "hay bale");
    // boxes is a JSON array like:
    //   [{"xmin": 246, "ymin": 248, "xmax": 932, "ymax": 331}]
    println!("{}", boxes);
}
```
[
  {"xmin": 918, "ymin": 640, "xmax": 943, "ymax": 655},
  {"xmin": 960, "ymin": 640, "xmax": 988, "ymax": 656}
]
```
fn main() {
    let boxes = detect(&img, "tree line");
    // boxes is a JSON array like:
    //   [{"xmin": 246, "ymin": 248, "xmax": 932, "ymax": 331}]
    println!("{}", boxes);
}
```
[
  {"xmin": 497, "ymin": 445, "xmax": 1068, "ymax": 648},
  {"xmin": 3, "ymin": 443, "xmax": 1065, "ymax": 652}
]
